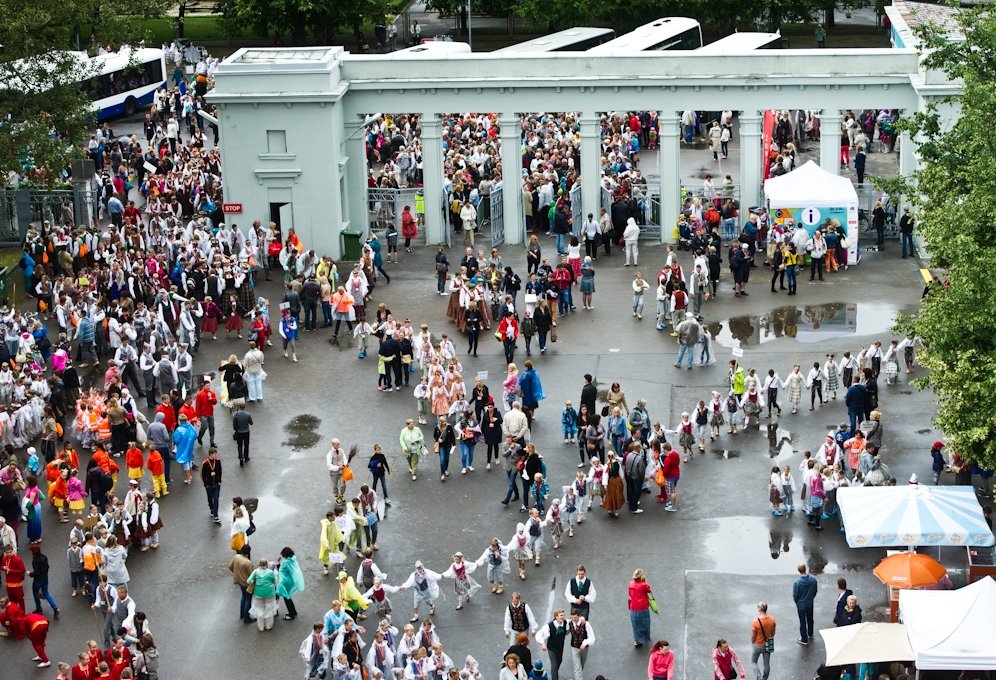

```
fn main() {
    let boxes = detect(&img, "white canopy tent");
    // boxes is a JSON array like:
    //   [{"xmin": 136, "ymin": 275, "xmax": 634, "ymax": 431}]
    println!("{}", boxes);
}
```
[
  {"xmin": 764, "ymin": 160, "xmax": 860, "ymax": 264},
  {"xmin": 820, "ymin": 622, "xmax": 914, "ymax": 666},
  {"xmin": 899, "ymin": 576, "xmax": 996, "ymax": 672}
]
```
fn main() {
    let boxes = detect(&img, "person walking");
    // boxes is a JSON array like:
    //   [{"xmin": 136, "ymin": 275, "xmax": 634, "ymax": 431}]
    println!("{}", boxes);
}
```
[
  {"xmin": 712, "ymin": 639, "xmax": 746, "ymax": 680},
  {"xmin": 28, "ymin": 545, "xmax": 59, "ymax": 618},
  {"xmin": 673, "ymin": 315, "xmax": 701, "ymax": 370},
  {"xmin": 792, "ymin": 564, "xmax": 818, "ymax": 645},
  {"xmin": 750, "ymin": 602, "xmax": 776, "ymax": 680},
  {"xmin": 648, "ymin": 640, "xmax": 676, "ymax": 680},
  {"xmin": 434, "ymin": 415, "xmax": 456, "ymax": 482},
  {"xmin": 232, "ymin": 404, "xmax": 253, "ymax": 466},
  {"xmin": 200, "ymin": 447, "xmax": 223, "ymax": 523},
  {"xmin": 627, "ymin": 569, "xmax": 654, "ymax": 648},
  {"xmin": 326, "ymin": 439, "xmax": 349, "ymax": 504},
  {"xmin": 900, "ymin": 207, "xmax": 915, "ymax": 258},
  {"xmin": 228, "ymin": 544, "xmax": 254, "ymax": 623},
  {"xmin": 536, "ymin": 608, "xmax": 568, "ymax": 680},
  {"xmin": 566, "ymin": 608, "xmax": 594, "ymax": 680},
  {"xmin": 195, "ymin": 378, "xmax": 219, "ymax": 448},
  {"xmin": 632, "ymin": 272, "xmax": 650, "ymax": 320},
  {"xmin": 624, "ymin": 448, "xmax": 647, "ymax": 515}
]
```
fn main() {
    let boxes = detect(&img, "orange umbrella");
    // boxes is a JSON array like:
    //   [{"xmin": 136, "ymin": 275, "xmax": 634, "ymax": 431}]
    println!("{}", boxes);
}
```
[{"xmin": 872, "ymin": 552, "xmax": 947, "ymax": 588}]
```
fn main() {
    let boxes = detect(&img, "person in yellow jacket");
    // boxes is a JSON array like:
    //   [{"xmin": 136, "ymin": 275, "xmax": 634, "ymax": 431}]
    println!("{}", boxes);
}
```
[
  {"xmin": 318, "ymin": 510, "xmax": 344, "ymax": 578},
  {"xmin": 336, "ymin": 571, "xmax": 370, "ymax": 620},
  {"xmin": 782, "ymin": 243, "xmax": 799, "ymax": 296}
]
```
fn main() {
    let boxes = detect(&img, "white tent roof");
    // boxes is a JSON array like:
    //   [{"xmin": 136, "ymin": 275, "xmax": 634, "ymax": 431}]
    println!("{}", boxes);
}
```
[
  {"xmin": 837, "ymin": 485, "xmax": 995, "ymax": 548},
  {"xmin": 899, "ymin": 576, "xmax": 996, "ymax": 670},
  {"xmin": 820, "ymin": 622, "xmax": 914, "ymax": 666},
  {"xmin": 765, "ymin": 160, "xmax": 859, "ymax": 208}
]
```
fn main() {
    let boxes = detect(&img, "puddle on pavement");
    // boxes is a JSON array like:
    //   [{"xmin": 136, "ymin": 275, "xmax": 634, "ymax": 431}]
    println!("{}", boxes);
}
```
[
  {"xmin": 711, "ymin": 302, "xmax": 910, "ymax": 348},
  {"xmin": 712, "ymin": 449, "xmax": 741, "ymax": 459},
  {"xmin": 703, "ymin": 516, "xmax": 873, "ymax": 575},
  {"xmin": 282, "ymin": 414, "xmax": 323, "ymax": 451},
  {"xmin": 767, "ymin": 424, "xmax": 794, "ymax": 459},
  {"xmin": 247, "ymin": 494, "xmax": 295, "ymax": 526}
]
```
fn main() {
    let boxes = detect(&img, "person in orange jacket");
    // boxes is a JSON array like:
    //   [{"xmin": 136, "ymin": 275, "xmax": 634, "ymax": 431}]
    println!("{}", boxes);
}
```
[
  {"xmin": 146, "ymin": 448, "xmax": 167, "ymax": 498},
  {"xmin": 90, "ymin": 444, "xmax": 119, "ymax": 493},
  {"xmin": 125, "ymin": 443, "xmax": 144, "ymax": 483}
]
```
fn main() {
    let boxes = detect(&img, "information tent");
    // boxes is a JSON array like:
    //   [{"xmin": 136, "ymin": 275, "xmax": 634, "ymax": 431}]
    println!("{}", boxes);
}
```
[{"xmin": 764, "ymin": 161, "xmax": 860, "ymax": 265}]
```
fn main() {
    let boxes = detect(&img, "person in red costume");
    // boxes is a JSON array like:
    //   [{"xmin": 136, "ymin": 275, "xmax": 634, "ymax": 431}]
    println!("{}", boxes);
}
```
[
  {"xmin": 0, "ymin": 595, "xmax": 51, "ymax": 667},
  {"xmin": 2, "ymin": 543, "xmax": 27, "ymax": 610}
]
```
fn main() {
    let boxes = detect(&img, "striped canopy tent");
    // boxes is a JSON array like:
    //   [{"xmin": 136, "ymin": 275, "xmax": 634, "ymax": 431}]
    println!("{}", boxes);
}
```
[{"xmin": 837, "ymin": 485, "xmax": 995, "ymax": 548}]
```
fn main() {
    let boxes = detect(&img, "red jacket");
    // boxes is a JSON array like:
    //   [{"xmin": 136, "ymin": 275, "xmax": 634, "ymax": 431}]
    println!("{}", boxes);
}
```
[
  {"xmin": 661, "ymin": 451, "xmax": 681, "ymax": 479},
  {"xmin": 195, "ymin": 388, "xmax": 217, "ymax": 418},
  {"xmin": 155, "ymin": 404, "xmax": 176, "ymax": 432},
  {"xmin": 146, "ymin": 450, "xmax": 165, "ymax": 477},
  {"xmin": 1, "ymin": 554, "xmax": 26, "ymax": 585}
]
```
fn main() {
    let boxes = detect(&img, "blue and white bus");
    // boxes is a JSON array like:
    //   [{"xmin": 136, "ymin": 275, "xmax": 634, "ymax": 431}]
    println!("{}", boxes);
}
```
[
  {"xmin": 82, "ymin": 47, "xmax": 167, "ymax": 120},
  {"xmin": 586, "ymin": 18, "xmax": 703, "ymax": 54},
  {"xmin": 696, "ymin": 31, "xmax": 782, "ymax": 54}
]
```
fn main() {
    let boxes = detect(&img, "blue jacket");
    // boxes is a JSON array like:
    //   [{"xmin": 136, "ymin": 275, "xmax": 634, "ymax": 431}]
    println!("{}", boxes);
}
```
[
  {"xmin": 173, "ymin": 422, "xmax": 198, "ymax": 465},
  {"xmin": 793, "ymin": 574, "xmax": 818, "ymax": 609},
  {"xmin": 77, "ymin": 317, "xmax": 96, "ymax": 344},
  {"xmin": 517, "ymin": 368, "xmax": 545, "ymax": 408},
  {"xmin": 369, "ymin": 238, "xmax": 383, "ymax": 267},
  {"xmin": 844, "ymin": 384, "xmax": 867, "ymax": 412}
]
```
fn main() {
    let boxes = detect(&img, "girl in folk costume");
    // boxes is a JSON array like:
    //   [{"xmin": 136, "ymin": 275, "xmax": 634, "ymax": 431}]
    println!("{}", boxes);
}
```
[
  {"xmin": 506, "ymin": 523, "xmax": 533, "ymax": 581},
  {"xmin": 769, "ymin": 466, "xmax": 785, "ymax": 516},
  {"xmin": 137, "ymin": 492, "xmax": 163, "ymax": 550},
  {"xmin": 416, "ymin": 339, "xmax": 436, "ymax": 379},
  {"xmin": 572, "ymin": 469, "xmax": 591, "ymax": 522},
  {"xmin": 441, "ymin": 552, "xmax": 482, "ymax": 610},
  {"xmin": 677, "ymin": 412, "xmax": 695, "ymax": 462},
  {"xmin": 376, "ymin": 616, "xmax": 399, "ymax": 656},
  {"xmin": 413, "ymin": 377, "xmax": 431, "ymax": 426},
  {"xmin": 742, "ymin": 384, "xmax": 762, "ymax": 431},
  {"xmin": 824, "ymin": 353, "xmax": 841, "ymax": 400},
  {"xmin": 201, "ymin": 295, "xmax": 223, "ymax": 340},
  {"xmin": 693, "ymin": 401, "xmax": 709, "ymax": 452},
  {"xmin": 319, "ymin": 510, "xmax": 346, "ymax": 577},
  {"xmin": 428, "ymin": 642, "xmax": 455, "ymax": 679},
  {"xmin": 474, "ymin": 279, "xmax": 492, "ymax": 330},
  {"xmin": 703, "ymin": 391, "xmax": 722, "ymax": 442},
  {"xmin": 366, "ymin": 629, "xmax": 397, "ymax": 678},
  {"xmin": 784, "ymin": 365, "xmax": 805, "ymax": 414},
  {"xmin": 430, "ymin": 375, "xmax": 451, "ymax": 419},
  {"xmin": 561, "ymin": 486, "xmax": 581, "ymax": 538},
  {"xmin": 400, "ymin": 561, "xmax": 442, "ymax": 622},
  {"xmin": 225, "ymin": 294, "xmax": 243, "ymax": 338},
  {"xmin": 586, "ymin": 457, "xmax": 606, "ymax": 507},
  {"xmin": 724, "ymin": 392, "xmax": 741, "ymax": 435},
  {"xmin": 780, "ymin": 465, "xmax": 797, "ymax": 513},
  {"xmin": 545, "ymin": 497, "xmax": 565, "ymax": 548},
  {"xmin": 524, "ymin": 507, "xmax": 548, "ymax": 567},
  {"xmin": 362, "ymin": 577, "xmax": 402, "ymax": 619},
  {"xmin": 249, "ymin": 308, "xmax": 269, "ymax": 350},
  {"xmin": 103, "ymin": 500, "xmax": 132, "ymax": 547},
  {"xmin": 416, "ymin": 618, "xmax": 441, "ymax": 654},
  {"xmin": 476, "ymin": 537, "xmax": 511, "ymax": 595},
  {"xmin": 446, "ymin": 274, "xmax": 466, "ymax": 324}
]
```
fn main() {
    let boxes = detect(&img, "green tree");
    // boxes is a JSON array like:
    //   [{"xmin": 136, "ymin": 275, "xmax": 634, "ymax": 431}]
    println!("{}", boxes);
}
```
[
  {"xmin": 884, "ymin": 6, "xmax": 996, "ymax": 468},
  {"xmin": 0, "ymin": 0, "xmax": 169, "ymax": 186},
  {"xmin": 221, "ymin": 0, "xmax": 393, "ymax": 46}
]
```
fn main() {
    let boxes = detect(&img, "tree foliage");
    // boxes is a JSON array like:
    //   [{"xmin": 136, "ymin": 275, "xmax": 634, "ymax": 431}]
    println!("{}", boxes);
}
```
[
  {"xmin": 0, "ymin": 0, "xmax": 169, "ymax": 186},
  {"xmin": 883, "ymin": 7, "xmax": 996, "ymax": 469},
  {"xmin": 220, "ymin": 0, "xmax": 394, "ymax": 45}
]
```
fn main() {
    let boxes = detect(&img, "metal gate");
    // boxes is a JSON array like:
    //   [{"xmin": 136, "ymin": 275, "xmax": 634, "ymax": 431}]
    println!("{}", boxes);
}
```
[
  {"xmin": 489, "ymin": 187, "xmax": 504, "ymax": 246},
  {"xmin": 443, "ymin": 190, "xmax": 452, "ymax": 248},
  {"xmin": 569, "ymin": 184, "xmax": 582, "ymax": 234}
]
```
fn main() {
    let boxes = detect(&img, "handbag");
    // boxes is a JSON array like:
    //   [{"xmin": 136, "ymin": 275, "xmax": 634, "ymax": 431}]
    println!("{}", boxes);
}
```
[
  {"xmin": 840, "ymin": 236, "xmax": 851, "ymax": 248},
  {"xmin": 524, "ymin": 293, "xmax": 538, "ymax": 305},
  {"xmin": 601, "ymin": 405, "xmax": 610, "ymax": 417},
  {"xmin": 648, "ymin": 594, "xmax": 659, "ymax": 615},
  {"xmin": 495, "ymin": 330, "xmax": 503, "ymax": 341},
  {"xmin": 245, "ymin": 579, "xmax": 255, "ymax": 595},
  {"xmin": 342, "ymin": 465, "xmax": 354, "ymax": 482},
  {"xmin": 433, "ymin": 441, "xmax": 440, "ymax": 454},
  {"xmin": 435, "ymin": 262, "xmax": 447, "ymax": 273},
  {"xmin": 655, "ymin": 468, "xmax": 667, "ymax": 487},
  {"xmin": 550, "ymin": 329, "xmax": 558, "ymax": 343},
  {"xmin": 758, "ymin": 617, "xmax": 774, "ymax": 653}
]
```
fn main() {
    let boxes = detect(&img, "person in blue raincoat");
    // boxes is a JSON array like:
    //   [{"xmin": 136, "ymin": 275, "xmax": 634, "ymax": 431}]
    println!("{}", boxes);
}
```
[
  {"xmin": 173, "ymin": 413, "xmax": 198, "ymax": 485},
  {"xmin": 277, "ymin": 546, "xmax": 306, "ymax": 620},
  {"xmin": 368, "ymin": 233, "xmax": 390, "ymax": 284},
  {"xmin": 19, "ymin": 249, "xmax": 35, "ymax": 296},
  {"xmin": 517, "ymin": 360, "xmax": 545, "ymax": 414}
]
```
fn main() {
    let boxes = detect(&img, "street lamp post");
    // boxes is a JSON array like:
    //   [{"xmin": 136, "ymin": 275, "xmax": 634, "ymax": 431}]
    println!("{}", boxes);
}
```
[{"xmin": 467, "ymin": 0, "xmax": 473, "ymax": 50}]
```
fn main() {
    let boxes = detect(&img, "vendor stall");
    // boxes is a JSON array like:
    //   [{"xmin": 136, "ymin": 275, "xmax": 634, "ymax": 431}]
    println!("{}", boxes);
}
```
[
  {"xmin": 820, "ymin": 622, "xmax": 914, "ymax": 666},
  {"xmin": 765, "ymin": 160, "xmax": 860, "ymax": 265}
]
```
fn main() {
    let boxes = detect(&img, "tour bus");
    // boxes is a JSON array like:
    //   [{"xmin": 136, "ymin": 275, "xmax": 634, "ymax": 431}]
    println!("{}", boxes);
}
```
[
  {"xmin": 386, "ymin": 41, "xmax": 472, "ymax": 58},
  {"xmin": 586, "ymin": 17, "xmax": 704, "ymax": 54},
  {"xmin": 493, "ymin": 27, "xmax": 617, "ymax": 53},
  {"xmin": 83, "ymin": 47, "xmax": 168, "ymax": 120},
  {"xmin": 696, "ymin": 31, "xmax": 782, "ymax": 54}
]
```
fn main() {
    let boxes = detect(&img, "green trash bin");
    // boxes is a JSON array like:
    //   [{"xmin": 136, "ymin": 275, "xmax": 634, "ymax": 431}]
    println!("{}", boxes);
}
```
[{"xmin": 342, "ymin": 230, "xmax": 363, "ymax": 261}]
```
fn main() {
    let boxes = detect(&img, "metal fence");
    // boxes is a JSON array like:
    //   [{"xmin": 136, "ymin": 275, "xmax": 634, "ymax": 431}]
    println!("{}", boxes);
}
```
[
  {"xmin": 0, "ymin": 187, "xmax": 99, "ymax": 245},
  {"xmin": 855, "ymin": 184, "xmax": 900, "ymax": 239},
  {"xmin": 367, "ymin": 187, "xmax": 429, "ymax": 246},
  {"xmin": 569, "ymin": 184, "xmax": 582, "ymax": 234},
  {"xmin": 488, "ymin": 187, "xmax": 505, "ymax": 246}
]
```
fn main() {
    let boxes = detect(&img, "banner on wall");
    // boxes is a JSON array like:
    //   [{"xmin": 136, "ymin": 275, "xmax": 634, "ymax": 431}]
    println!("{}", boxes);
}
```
[{"xmin": 762, "ymin": 111, "xmax": 776, "ymax": 180}]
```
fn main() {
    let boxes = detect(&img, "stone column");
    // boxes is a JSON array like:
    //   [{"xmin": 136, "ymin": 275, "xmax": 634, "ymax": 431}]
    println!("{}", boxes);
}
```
[
  {"xmin": 658, "ymin": 111, "xmax": 681, "ymax": 243},
  {"xmin": 739, "ymin": 112, "xmax": 763, "ymax": 213},
  {"xmin": 820, "ymin": 109, "xmax": 843, "ymax": 175},
  {"xmin": 420, "ymin": 114, "xmax": 446, "ymax": 245},
  {"xmin": 498, "ymin": 114, "xmax": 524, "ymax": 245},
  {"xmin": 579, "ymin": 112, "xmax": 602, "ymax": 232},
  {"xmin": 346, "ymin": 115, "xmax": 369, "ymax": 239}
]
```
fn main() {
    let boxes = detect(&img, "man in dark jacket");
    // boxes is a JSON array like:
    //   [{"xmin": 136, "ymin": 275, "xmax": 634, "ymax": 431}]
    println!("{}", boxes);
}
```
[
  {"xmin": 623, "ymin": 448, "xmax": 647, "ymax": 514},
  {"xmin": 792, "ymin": 563, "xmax": 818, "ymax": 645},
  {"xmin": 580, "ymin": 375, "xmax": 597, "ymax": 416},
  {"xmin": 553, "ymin": 206, "xmax": 571, "ymax": 256},
  {"xmin": 832, "ymin": 578, "xmax": 853, "ymax": 626},
  {"xmin": 379, "ymin": 330, "xmax": 402, "ymax": 391},
  {"xmin": 844, "ymin": 380, "xmax": 868, "ymax": 434},
  {"xmin": 299, "ymin": 275, "xmax": 321, "ymax": 331}
]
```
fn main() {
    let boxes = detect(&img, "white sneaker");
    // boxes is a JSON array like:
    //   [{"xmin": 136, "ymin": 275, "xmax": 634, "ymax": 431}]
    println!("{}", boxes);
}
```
[
  {"xmin": 633, "ymin": 509, "xmax": 644, "ymax": 514},
  {"xmin": 564, "ymin": 438, "xmax": 570, "ymax": 444}
]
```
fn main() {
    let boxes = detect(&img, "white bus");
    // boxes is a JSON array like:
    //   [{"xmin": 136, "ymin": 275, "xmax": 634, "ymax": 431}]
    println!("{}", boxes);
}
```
[
  {"xmin": 494, "ymin": 27, "xmax": 617, "ymax": 53},
  {"xmin": 696, "ymin": 31, "xmax": 782, "ymax": 54},
  {"xmin": 386, "ymin": 42, "xmax": 472, "ymax": 58},
  {"xmin": 586, "ymin": 18, "xmax": 703, "ymax": 54},
  {"xmin": 82, "ymin": 47, "xmax": 167, "ymax": 120}
]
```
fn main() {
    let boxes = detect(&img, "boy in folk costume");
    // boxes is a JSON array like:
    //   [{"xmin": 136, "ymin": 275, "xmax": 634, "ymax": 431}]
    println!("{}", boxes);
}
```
[
  {"xmin": 365, "ymin": 628, "xmax": 396, "ymax": 678},
  {"xmin": 441, "ymin": 552, "xmax": 481, "ymax": 611},
  {"xmin": 561, "ymin": 486, "xmax": 582, "ymax": 538},
  {"xmin": 136, "ymin": 493, "xmax": 163, "ymax": 551},
  {"xmin": 503, "ymin": 591, "xmax": 538, "ymax": 640},
  {"xmin": 571, "ymin": 470, "xmax": 591, "ymax": 523},
  {"xmin": 413, "ymin": 378, "xmax": 431, "ymax": 426},
  {"xmin": 356, "ymin": 548, "xmax": 387, "ymax": 592},
  {"xmin": 400, "ymin": 561, "xmax": 441, "ymax": 622},
  {"xmin": 362, "ymin": 577, "xmax": 402, "ymax": 620},
  {"xmin": 476, "ymin": 537, "xmax": 510, "ymax": 595},
  {"xmin": 524, "ymin": 508, "xmax": 548, "ymax": 568}
]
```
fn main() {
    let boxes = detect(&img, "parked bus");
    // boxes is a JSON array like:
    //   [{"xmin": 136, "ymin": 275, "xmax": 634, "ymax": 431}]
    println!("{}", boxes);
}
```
[
  {"xmin": 494, "ymin": 27, "xmax": 617, "ymax": 53},
  {"xmin": 387, "ymin": 41, "xmax": 472, "ymax": 58},
  {"xmin": 696, "ymin": 31, "xmax": 782, "ymax": 54},
  {"xmin": 83, "ymin": 47, "xmax": 167, "ymax": 120},
  {"xmin": 586, "ymin": 17, "xmax": 703, "ymax": 54}
]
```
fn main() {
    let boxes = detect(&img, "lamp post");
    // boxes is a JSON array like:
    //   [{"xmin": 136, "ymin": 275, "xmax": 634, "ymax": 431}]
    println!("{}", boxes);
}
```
[{"xmin": 467, "ymin": 0, "xmax": 473, "ymax": 50}]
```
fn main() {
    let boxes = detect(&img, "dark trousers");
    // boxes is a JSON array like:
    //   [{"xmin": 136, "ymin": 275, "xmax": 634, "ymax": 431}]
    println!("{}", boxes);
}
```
[
  {"xmin": 467, "ymin": 330, "xmax": 478, "ymax": 355},
  {"xmin": 521, "ymin": 475, "xmax": 531, "ymax": 507},
  {"xmin": 810, "ymin": 256, "xmax": 824, "ymax": 280},
  {"xmin": 239, "ymin": 585, "xmax": 252, "ymax": 621},
  {"xmin": 198, "ymin": 415, "xmax": 216, "ymax": 445},
  {"xmin": 871, "ymin": 357, "xmax": 881, "ymax": 378},
  {"xmin": 205, "ymin": 483, "xmax": 220, "ymax": 518},
  {"xmin": 626, "ymin": 476, "xmax": 642, "ymax": 511},
  {"xmin": 767, "ymin": 388, "xmax": 780, "ymax": 416},
  {"xmin": 503, "ymin": 339, "xmax": 516, "ymax": 364},
  {"xmin": 303, "ymin": 302, "xmax": 317, "ymax": 330},
  {"xmin": 158, "ymin": 445, "xmax": 172, "ymax": 484},
  {"xmin": 842, "ymin": 368, "xmax": 853, "ymax": 389},
  {"xmin": 121, "ymin": 363, "xmax": 144, "ymax": 396},
  {"xmin": 797, "ymin": 606, "xmax": 814, "ymax": 643},
  {"xmin": 504, "ymin": 469, "xmax": 520, "ymax": 503},
  {"xmin": 284, "ymin": 596, "xmax": 297, "ymax": 618},
  {"xmin": 771, "ymin": 268, "xmax": 785, "ymax": 290},
  {"xmin": 810, "ymin": 380, "xmax": 823, "ymax": 407},
  {"xmin": 235, "ymin": 432, "xmax": 250, "ymax": 461},
  {"xmin": 548, "ymin": 648, "xmax": 565, "ymax": 680}
]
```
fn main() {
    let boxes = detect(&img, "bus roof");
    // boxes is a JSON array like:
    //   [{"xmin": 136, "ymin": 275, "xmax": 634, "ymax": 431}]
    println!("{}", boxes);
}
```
[
  {"xmin": 494, "ymin": 27, "xmax": 615, "ymax": 53},
  {"xmin": 385, "ymin": 42, "xmax": 472, "ymax": 59},
  {"xmin": 587, "ymin": 17, "xmax": 700, "ymax": 53},
  {"xmin": 696, "ymin": 31, "xmax": 781, "ymax": 54}
]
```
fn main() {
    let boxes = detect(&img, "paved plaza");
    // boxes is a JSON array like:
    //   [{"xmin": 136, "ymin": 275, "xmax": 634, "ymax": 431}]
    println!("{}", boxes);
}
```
[{"xmin": 4, "ymin": 207, "xmax": 944, "ymax": 678}]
